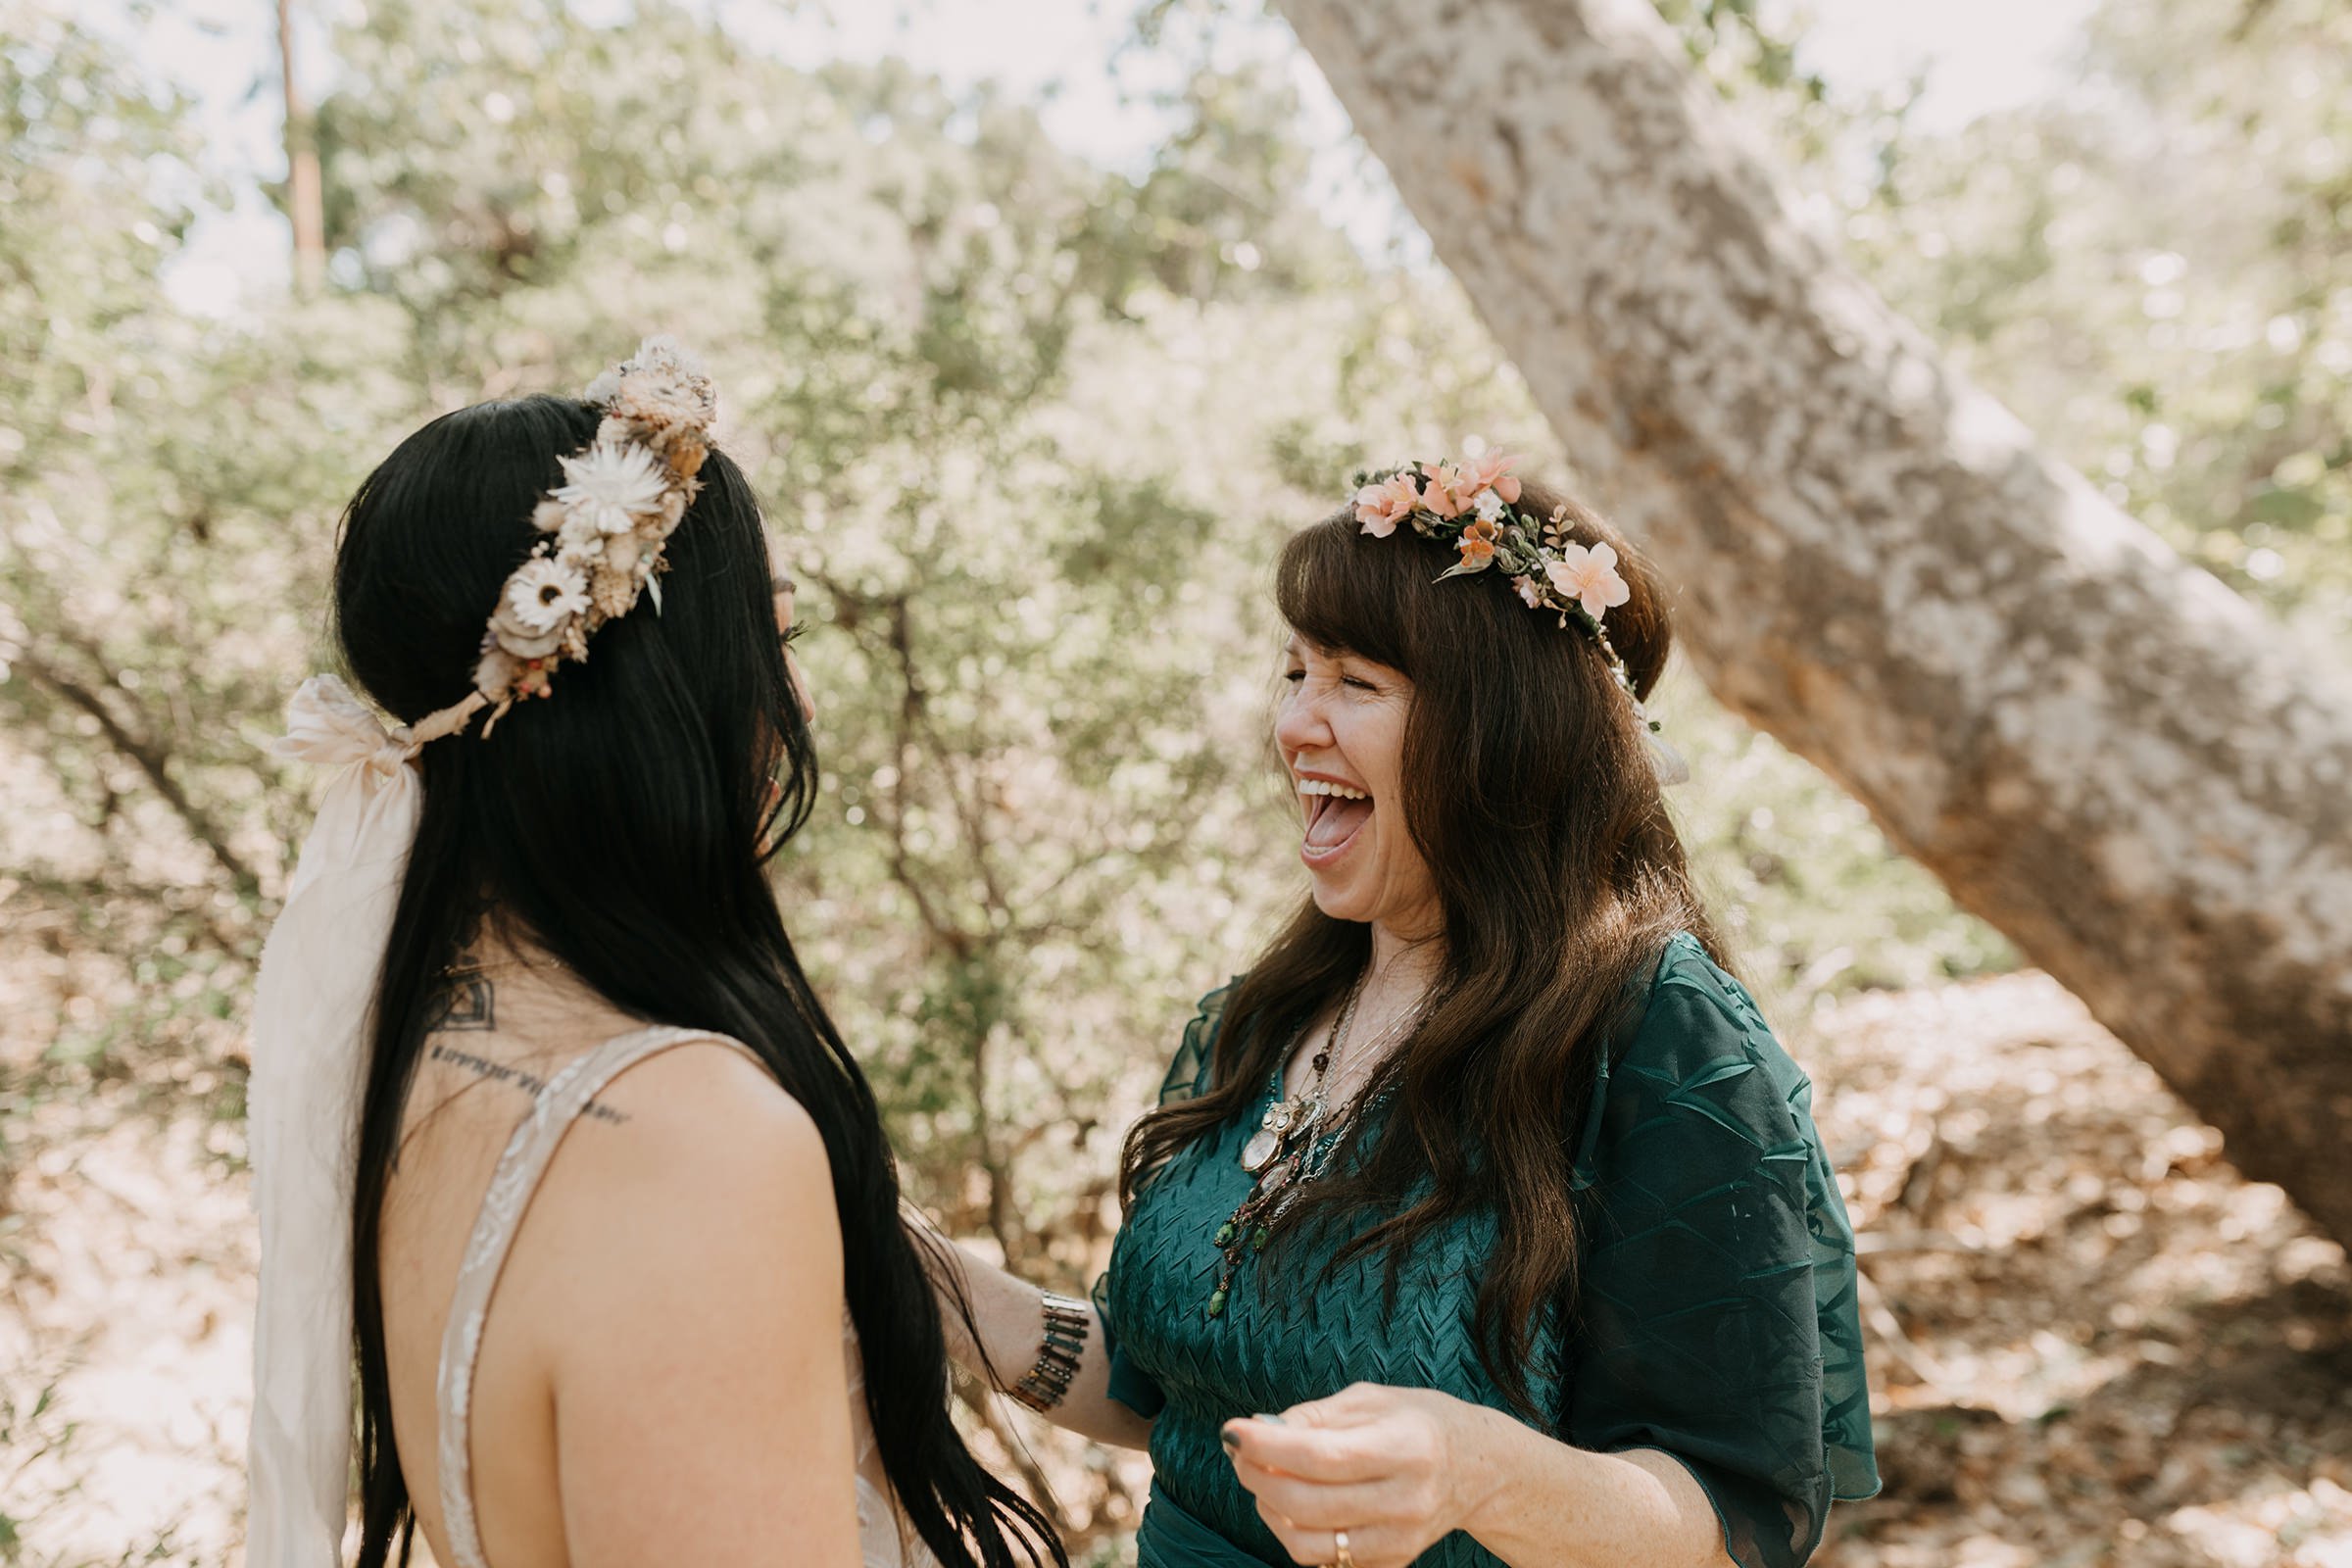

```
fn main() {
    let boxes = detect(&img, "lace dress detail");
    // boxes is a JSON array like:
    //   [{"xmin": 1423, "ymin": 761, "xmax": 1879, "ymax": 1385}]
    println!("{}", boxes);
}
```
[{"xmin": 433, "ymin": 1024, "xmax": 935, "ymax": 1568}]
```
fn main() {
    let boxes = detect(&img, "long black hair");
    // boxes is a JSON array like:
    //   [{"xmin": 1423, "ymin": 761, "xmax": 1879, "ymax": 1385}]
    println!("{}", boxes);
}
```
[{"xmin": 334, "ymin": 393, "xmax": 1058, "ymax": 1567}]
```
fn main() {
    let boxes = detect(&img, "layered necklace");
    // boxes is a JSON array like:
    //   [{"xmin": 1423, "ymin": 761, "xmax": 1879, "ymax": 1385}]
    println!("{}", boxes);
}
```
[{"xmin": 1205, "ymin": 971, "xmax": 1430, "ymax": 1318}]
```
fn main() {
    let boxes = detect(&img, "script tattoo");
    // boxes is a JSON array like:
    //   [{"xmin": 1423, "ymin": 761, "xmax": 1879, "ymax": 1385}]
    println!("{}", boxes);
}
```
[
  {"xmin": 427, "ymin": 975, "xmax": 495, "ymax": 1033},
  {"xmin": 426, "ymin": 1041, "xmax": 629, "ymax": 1125}
]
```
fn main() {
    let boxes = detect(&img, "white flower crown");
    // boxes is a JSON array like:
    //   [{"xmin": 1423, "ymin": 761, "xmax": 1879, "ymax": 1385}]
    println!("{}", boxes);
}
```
[{"xmin": 401, "ymin": 336, "xmax": 717, "ymax": 749}]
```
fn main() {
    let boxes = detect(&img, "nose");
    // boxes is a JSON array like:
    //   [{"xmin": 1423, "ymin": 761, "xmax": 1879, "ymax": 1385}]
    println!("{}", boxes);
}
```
[{"xmin": 1273, "ymin": 681, "xmax": 1332, "ymax": 764}]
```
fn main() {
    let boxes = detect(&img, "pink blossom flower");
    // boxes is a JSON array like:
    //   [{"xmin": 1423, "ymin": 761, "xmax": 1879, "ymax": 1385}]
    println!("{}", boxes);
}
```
[
  {"xmin": 1458, "ymin": 450, "xmax": 1522, "ymax": 505},
  {"xmin": 1512, "ymin": 574, "xmax": 1544, "ymax": 609},
  {"xmin": 1352, "ymin": 473, "xmax": 1423, "ymax": 537},
  {"xmin": 1455, "ymin": 518, "xmax": 1498, "ymax": 572},
  {"xmin": 1420, "ymin": 463, "xmax": 1468, "ymax": 519},
  {"xmin": 1544, "ymin": 541, "xmax": 1631, "ymax": 622}
]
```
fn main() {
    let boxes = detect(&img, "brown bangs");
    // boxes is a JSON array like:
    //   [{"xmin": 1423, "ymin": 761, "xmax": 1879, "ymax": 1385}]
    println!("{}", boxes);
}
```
[{"xmin": 1273, "ymin": 509, "xmax": 1446, "ymax": 675}]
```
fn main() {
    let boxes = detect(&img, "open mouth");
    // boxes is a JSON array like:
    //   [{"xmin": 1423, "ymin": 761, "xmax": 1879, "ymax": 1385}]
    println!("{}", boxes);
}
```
[{"xmin": 1298, "ymin": 777, "xmax": 1373, "ymax": 864}]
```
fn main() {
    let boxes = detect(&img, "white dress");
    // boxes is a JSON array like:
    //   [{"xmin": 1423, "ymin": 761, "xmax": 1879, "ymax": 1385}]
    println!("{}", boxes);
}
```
[{"xmin": 432, "ymin": 1025, "xmax": 939, "ymax": 1568}]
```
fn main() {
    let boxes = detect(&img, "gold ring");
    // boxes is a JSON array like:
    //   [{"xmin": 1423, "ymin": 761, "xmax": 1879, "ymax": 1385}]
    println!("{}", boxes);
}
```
[{"xmin": 1333, "ymin": 1528, "xmax": 1356, "ymax": 1568}]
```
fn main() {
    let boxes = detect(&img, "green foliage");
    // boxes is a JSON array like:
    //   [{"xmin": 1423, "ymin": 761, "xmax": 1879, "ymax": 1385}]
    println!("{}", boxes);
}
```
[
  {"xmin": 6, "ymin": 0, "xmax": 2329, "ymax": 1125},
  {"xmin": 6, "ymin": 0, "xmax": 2350, "ymax": 1556},
  {"xmin": 0, "ymin": 0, "xmax": 2024, "ymax": 1181},
  {"xmin": 1652, "ymin": 0, "xmax": 1829, "ymax": 103},
  {"xmin": 47, "ymin": 0, "xmax": 2352, "ymax": 1544},
  {"xmin": 1674, "ymin": 0, "xmax": 2352, "ymax": 640}
]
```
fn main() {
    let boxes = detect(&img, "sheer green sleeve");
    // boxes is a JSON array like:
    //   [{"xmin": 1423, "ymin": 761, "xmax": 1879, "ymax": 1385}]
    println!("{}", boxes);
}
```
[
  {"xmin": 1565, "ymin": 945, "xmax": 1879, "ymax": 1568},
  {"xmin": 1098, "ymin": 981, "xmax": 1237, "ymax": 1420}
]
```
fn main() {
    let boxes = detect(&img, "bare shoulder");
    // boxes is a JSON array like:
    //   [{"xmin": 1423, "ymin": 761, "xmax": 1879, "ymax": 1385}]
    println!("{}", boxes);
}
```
[
  {"xmin": 568, "ymin": 1038, "xmax": 831, "ymax": 1209},
  {"xmin": 514, "ymin": 1037, "xmax": 843, "ymax": 1321},
  {"xmin": 509, "ymin": 1037, "xmax": 868, "ymax": 1559},
  {"xmin": 588, "ymin": 1037, "xmax": 826, "ymax": 1154}
]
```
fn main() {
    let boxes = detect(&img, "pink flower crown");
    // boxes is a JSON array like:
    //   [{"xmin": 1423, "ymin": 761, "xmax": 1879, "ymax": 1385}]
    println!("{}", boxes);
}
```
[{"xmin": 1350, "ymin": 453, "xmax": 1689, "ymax": 782}]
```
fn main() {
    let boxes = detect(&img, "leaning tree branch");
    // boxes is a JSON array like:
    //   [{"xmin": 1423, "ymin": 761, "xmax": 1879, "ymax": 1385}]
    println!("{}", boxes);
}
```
[{"xmin": 1277, "ymin": 0, "xmax": 2352, "ymax": 1247}]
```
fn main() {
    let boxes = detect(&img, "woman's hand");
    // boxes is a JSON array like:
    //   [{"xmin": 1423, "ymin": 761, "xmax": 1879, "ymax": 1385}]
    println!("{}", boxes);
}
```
[
  {"xmin": 1226, "ymin": 1384, "xmax": 1735, "ymax": 1568},
  {"xmin": 1222, "ymin": 1383, "xmax": 1505, "ymax": 1568}
]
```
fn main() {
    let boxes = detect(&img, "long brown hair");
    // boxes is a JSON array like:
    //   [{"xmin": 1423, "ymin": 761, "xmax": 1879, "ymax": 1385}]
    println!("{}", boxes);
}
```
[{"xmin": 1119, "ymin": 477, "xmax": 1731, "ymax": 1418}]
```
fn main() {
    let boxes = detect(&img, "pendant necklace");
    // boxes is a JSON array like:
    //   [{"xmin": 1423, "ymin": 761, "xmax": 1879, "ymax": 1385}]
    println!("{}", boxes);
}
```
[
  {"xmin": 1206, "ymin": 972, "xmax": 1427, "ymax": 1318},
  {"xmin": 1237, "ymin": 975, "xmax": 1362, "ymax": 1177}
]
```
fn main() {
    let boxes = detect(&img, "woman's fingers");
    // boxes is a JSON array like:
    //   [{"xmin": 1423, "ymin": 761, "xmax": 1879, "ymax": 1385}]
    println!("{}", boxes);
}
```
[
  {"xmin": 1224, "ymin": 1417, "xmax": 1394, "ymax": 1483},
  {"xmin": 1254, "ymin": 1506, "xmax": 1326, "ymax": 1568},
  {"xmin": 1281, "ymin": 1381, "xmax": 1393, "ymax": 1428},
  {"xmin": 1226, "ymin": 1385, "xmax": 1459, "ymax": 1568},
  {"xmin": 1223, "ymin": 1392, "xmax": 1439, "ymax": 1494},
  {"xmin": 1229, "ymin": 1453, "xmax": 1425, "ymax": 1530},
  {"xmin": 1254, "ymin": 1503, "xmax": 1407, "ymax": 1568}
]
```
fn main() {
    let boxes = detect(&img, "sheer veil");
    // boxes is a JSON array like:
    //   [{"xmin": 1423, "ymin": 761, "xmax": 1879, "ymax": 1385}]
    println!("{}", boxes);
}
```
[{"xmin": 246, "ymin": 674, "xmax": 432, "ymax": 1567}]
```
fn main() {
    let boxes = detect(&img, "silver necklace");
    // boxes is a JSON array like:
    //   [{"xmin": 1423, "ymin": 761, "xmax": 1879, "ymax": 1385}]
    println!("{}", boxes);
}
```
[
  {"xmin": 1237, "ymin": 974, "xmax": 1431, "ymax": 1174},
  {"xmin": 1239, "ymin": 974, "xmax": 1363, "ymax": 1174},
  {"xmin": 1207, "ymin": 974, "xmax": 1432, "ymax": 1319}
]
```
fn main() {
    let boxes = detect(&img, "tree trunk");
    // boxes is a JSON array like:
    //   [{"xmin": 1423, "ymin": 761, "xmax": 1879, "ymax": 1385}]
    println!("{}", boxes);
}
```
[
  {"xmin": 1276, "ymin": 0, "xmax": 2352, "ymax": 1246},
  {"xmin": 278, "ymin": 0, "xmax": 325, "ymax": 295}
]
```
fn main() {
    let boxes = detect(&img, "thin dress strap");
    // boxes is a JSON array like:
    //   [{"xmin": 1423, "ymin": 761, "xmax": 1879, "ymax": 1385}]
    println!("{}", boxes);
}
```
[{"xmin": 434, "ymin": 1025, "xmax": 762, "ymax": 1568}]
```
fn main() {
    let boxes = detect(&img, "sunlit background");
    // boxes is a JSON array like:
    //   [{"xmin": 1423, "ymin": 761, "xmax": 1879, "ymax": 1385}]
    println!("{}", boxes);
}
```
[
  {"xmin": 136, "ymin": 0, "xmax": 2109, "ymax": 316},
  {"xmin": 4, "ymin": 0, "xmax": 2348, "ymax": 1563}
]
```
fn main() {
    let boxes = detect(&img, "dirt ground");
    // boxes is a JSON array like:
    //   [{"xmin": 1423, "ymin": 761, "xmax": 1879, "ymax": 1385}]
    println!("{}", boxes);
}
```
[
  {"xmin": 3, "ymin": 965, "xmax": 2346, "ymax": 1566},
  {"xmin": 1806, "ymin": 977, "xmax": 2352, "ymax": 1568}
]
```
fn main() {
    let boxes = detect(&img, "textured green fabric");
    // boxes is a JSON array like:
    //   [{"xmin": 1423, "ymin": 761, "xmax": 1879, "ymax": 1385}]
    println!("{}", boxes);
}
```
[{"xmin": 1100, "ymin": 932, "xmax": 1879, "ymax": 1568}]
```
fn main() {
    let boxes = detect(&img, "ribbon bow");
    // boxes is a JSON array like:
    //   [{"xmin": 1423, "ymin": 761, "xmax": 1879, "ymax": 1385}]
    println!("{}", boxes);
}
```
[
  {"xmin": 270, "ymin": 674, "xmax": 416, "ymax": 780},
  {"xmin": 247, "ymin": 673, "xmax": 430, "ymax": 1567}
]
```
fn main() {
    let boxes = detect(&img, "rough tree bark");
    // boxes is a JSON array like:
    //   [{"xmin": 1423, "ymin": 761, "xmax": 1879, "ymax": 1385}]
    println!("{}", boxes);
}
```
[{"xmin": 1276, "ymin": 0, "xmax": 2352, "ymax": 1245}]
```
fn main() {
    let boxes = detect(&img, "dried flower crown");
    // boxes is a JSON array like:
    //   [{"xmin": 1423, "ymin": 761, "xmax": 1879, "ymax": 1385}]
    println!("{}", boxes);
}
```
[
  {"xmin": 403, "ymin": 336, "xmax": 717, "ymax": 748},
  {"xmin": 1350, "ymin": 453, "xmax": 1690, "ymax": 784}
]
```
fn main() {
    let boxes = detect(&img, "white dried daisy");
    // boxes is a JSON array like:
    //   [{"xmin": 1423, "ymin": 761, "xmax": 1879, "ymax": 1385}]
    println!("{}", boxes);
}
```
[
  {"xmin": 632, "ymin": 334, "xmax": 708, "ymax": 381},
  {"xmin": 550, "ymin": 440, "xmax": 669, "ymax": 536},
  {"xmin": 504, "ymin": 558, "xmax": 591, "ymax": 635}
]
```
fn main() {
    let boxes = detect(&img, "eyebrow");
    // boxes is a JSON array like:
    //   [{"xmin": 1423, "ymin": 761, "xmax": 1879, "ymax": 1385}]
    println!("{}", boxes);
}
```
[{"xmin": 771, "ymin": 574, "xmax": 797, "ymax": 596}]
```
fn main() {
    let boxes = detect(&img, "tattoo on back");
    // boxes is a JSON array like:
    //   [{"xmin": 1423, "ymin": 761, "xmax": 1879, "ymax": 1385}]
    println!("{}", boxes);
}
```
[
  {"xmin": 426, "ymin": 1041, "xmax": 630, "ymax": 1125},
  {"xmin": 427, "ymin": 976, "xmax": 495, "ymax": 1033},
  {"xmin": 420, "ymin": 973, "xmax": 627, "ymax": 1124}
]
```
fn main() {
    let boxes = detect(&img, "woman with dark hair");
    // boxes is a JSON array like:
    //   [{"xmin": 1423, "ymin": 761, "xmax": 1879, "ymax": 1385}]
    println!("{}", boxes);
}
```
[
  {"xmin": 243, "ymin": 340, "xmax": 1061, "ymax": 1568},
  {"xmin": 934, "ymin": 456, "xmax": 1877, "ymax": 1568}
]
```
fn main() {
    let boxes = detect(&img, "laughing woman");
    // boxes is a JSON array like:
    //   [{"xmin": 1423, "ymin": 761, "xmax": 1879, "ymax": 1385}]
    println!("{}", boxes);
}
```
[{"xmin": 933, "ymin": 456, "xmax": 1877, "ymax": 1568}]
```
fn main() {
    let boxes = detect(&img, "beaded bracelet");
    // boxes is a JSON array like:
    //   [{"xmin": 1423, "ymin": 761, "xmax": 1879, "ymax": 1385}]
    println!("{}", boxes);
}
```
[{"xmin": 1006, "ymin": 1292, "xmax": 1091, "ymax": 1413}]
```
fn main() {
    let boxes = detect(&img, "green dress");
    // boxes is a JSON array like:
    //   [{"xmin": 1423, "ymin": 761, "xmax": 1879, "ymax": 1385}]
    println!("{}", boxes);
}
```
[{"xmin": 1100, "ymin": 932, "xmax": 1879, "ymax": 1568}]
